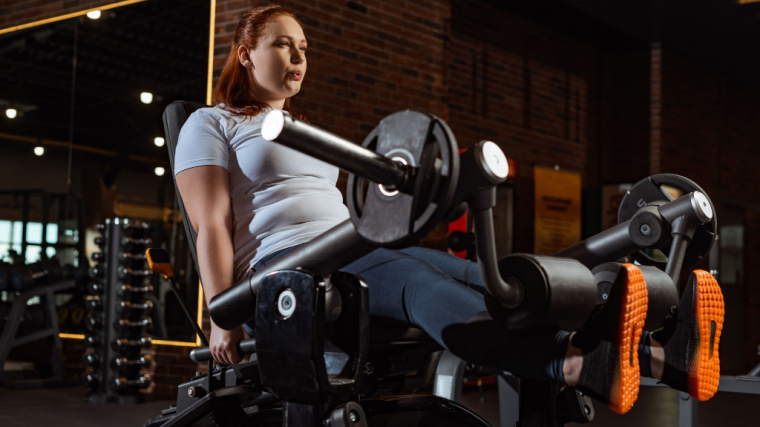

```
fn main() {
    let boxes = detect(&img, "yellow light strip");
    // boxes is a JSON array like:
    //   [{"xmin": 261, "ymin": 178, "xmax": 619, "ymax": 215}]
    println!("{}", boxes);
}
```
[
  {"xmin": 0, "ymin": 0, "xmax": 150, "ymax": 35},
  {"xmin": 152, "ymin": 339, "xmax": 199, "ymax": 347},
  {"xmin": 197, "ymin": 281, "xmax": 204, "ymax": 346},
  {"xmin": 739, "ymin": 0, "xmax": 760, "ymax": 4},
  {"xmin": 206, "ymin": 0, "xmax": 216, "ymax": 105},
  {"xmin": 59, "ymin": 333, "xmax": 85, "ymax": 339}
]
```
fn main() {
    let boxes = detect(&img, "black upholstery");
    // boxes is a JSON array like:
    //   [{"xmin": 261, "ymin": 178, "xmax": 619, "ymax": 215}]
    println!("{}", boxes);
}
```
[{"xmin": 162, "ymin": 100, "xmax": 209, "ymax": 276}]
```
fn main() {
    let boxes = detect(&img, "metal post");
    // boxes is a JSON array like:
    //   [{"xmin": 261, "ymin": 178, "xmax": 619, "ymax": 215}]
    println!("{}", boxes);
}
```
[{"xmin": 678, "ymin": 392, "xmax": 697, "ymax": 427}]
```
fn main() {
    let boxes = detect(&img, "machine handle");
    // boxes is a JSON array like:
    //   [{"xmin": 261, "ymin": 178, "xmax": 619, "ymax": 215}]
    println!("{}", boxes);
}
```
[
  {"xmin": 555, "ymin": 191, "xmax": 712, "ymax": 284},
  {"xmin": 209, "ymin": 220, "xmax": 375, "ymax": 330},
  {"xmin": 190, "ymin": 338, "xmax": 258, "ymax": 363}
]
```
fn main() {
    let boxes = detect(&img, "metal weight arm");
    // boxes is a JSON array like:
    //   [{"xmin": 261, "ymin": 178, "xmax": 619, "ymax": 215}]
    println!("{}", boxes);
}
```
[
  {"xmin": 211, "ymin": 110, "xmax": 461, "ymax": 329},
  {"xmin": 262, "ymin": 109, "xmax": 460, "ymax": 247},
  {"xmin": 555, "ymin": 180, "xmax": 714, "ymax": 287},
  {"xmin": 262, "ymin": 112, "xmax": 529, "ymax": 313},
  {"xmin": 618, "ymin": 174, "xmax": 717, "ymax": 282}
]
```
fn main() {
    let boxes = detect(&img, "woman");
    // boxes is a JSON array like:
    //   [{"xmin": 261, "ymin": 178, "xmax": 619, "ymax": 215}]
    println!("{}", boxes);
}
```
[{"xmin": 174, "ymin": 5, "xmax": 723, "ymax": 414}]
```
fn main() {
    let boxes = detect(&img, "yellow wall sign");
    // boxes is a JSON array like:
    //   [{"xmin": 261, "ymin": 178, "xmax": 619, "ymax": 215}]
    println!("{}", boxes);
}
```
[{"xmin": 534, "ymin": 166, "xmax": 582, "ymax": 255}]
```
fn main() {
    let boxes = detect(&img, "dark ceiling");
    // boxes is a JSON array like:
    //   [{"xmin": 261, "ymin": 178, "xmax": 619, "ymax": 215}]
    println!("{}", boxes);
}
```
[
  {"xmin": 0, "ymin": 0, "xmax": 209, "ymax": 174},
  {"xmin": 503, "ymin": 0, "xmax": 760, "ymax": 92},
  {"xmin": 567, "ymin": 0, "xmax": 760, "ymax": 92}
]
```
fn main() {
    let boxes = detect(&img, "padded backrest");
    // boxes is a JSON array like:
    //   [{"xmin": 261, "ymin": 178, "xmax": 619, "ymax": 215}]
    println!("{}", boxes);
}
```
[{"xmin": 162, "ymin": 100, "xmax": 209, "ymax": 275}]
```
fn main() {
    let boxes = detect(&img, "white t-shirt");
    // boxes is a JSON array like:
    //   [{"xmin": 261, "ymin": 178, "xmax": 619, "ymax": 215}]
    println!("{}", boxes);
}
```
[{"xmin": 174, "ymin": 106, "xmax": 350, "ymax": 280}]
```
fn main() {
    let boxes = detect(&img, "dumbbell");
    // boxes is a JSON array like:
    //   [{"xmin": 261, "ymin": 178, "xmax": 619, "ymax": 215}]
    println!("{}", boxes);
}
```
[
  {"xmin": 90, "ymin": 265, "xmax": 105, "ymax": 280},
  {"xmin": 120, "ymin": 252, "xmax": 147, "ymax": 264},
  {"xmin": 117, "ymin": 300, "xmax": 154, "ymax": 316},
  {"xmin": 82, "ymin": 352, "xmax": 100, "ymax": 368},
  {"xmin": 85, "ymin": 296, "xmax": 103, "ymax": 311},
  {"xmin": 111, "ymin": 374, "xmax": 151, "ymax": 390},
  {"xmin": 110, "ymin": 354, "xmax": 153, "ymax": 370},
  {"xmin": 94, "ymin": 236, "xmax": 106, "ymax": 248},
  {"xmin": 111, "ymin": 336, "xmax": 152, "ymax": 351},
  {"xmin": 85, "ymin": 334, "xmax": 101, "ymax": 348},
  {"xmin": 119, "ymin": 284, "xmax": 153, "ymax": 299},
  {"xmin": 121, "ymin": 220, "xmax": 151, "ymax": 238},
  {"xmin": 83, "ymin": 372, "xmax": 100, "ymax": 388},
  {"xmin": 87, "ymin": 281, "xmax": 104, "ymax": 295},
  {"xmin": 118, "ymin": 267, "xmax": 151, "ymax": 280},
  {"xmin": 121, "ymin": 237, "xmax": 153, "ymax": 253},
  {"xmin": 85, "ymin": 314, "xmax": 103, "ymax": 331},
  {"xmin": 113, "ymin": 317, "xmax": 152, "ymax": 333}
]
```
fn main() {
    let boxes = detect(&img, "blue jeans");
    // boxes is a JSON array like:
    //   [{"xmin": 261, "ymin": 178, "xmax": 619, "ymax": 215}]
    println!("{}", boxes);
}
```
[{"xmin": 248, "ymin": 245, "xmax": 569, "ymax": 383}]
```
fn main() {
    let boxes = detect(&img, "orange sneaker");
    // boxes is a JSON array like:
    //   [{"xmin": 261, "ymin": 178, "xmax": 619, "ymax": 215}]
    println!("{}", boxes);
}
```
[
  {"xmin": 572, "ymin": 263, "xmax": 649, "ymax": 414},
  {"xmin": 652, "ymin": 270, "xmax": 724, "ymax": 401}
]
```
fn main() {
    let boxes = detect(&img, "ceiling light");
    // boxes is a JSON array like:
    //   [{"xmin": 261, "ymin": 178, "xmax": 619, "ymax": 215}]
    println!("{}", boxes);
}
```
[
  {"xmin": 154, "ymin": 137, "xmax": 165, "ymax": 147},
  {"xmin": 86, "ymin": 10, "xmax": 101, "ymax": 20},
  {"xmin": 154, "ymin": 167, "xmax": 165, "ymax": 177},
  {"xmin": 34, "ymin": 146, "xmax": 44, "ymax": 156},
  {"xmin": 140, "ymin": 92, "xmax": 153, "ymax": 104},
  {"xmin": 5, "ymin": 108, "xmax": 17, "ymax": 119}
]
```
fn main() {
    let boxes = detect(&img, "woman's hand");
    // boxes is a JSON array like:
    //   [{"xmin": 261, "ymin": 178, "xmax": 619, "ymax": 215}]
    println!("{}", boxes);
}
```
[{"xmin": 209, "ymin": 320, "xmax": 245, "ymax": 365}]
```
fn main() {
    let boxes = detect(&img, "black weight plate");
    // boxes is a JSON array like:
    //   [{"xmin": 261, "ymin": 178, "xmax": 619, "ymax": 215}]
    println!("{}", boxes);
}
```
[
  {"xmin": 618, "ymin": 174, "xmax": 717, "ymax": 270},
  {"xmin": 347, "ymin": 111, "xmax": 459, "ymax": 247}
]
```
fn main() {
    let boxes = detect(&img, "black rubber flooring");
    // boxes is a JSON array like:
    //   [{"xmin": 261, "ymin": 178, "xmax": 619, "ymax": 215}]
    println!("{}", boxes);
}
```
[{"xmin": 0, "ymin": 384, "xmax": 758, "ymax": 426}]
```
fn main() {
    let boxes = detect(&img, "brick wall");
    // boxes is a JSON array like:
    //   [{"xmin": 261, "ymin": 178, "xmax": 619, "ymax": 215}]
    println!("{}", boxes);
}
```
[
  {"xmin": 446, "ymin": 0, "xmax": 611, "ymax": 252},
  {"xmin": 657, "ymin": 49, "xmax": 760, "ymax": 372},
  {"xmin": 656, "ymin": 48, "xmax": 760, "ymax": 204}
]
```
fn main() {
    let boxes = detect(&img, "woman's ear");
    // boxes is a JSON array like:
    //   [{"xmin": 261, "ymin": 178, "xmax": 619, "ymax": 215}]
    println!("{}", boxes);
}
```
[{"xmin": 237, "ymin": 45, "xmax": 254, "ymax": 69}]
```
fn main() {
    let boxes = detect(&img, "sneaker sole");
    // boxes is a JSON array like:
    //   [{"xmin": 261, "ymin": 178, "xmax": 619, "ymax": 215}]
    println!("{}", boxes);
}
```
[
  {"xmin": 688, "ymin": 270, "xmax": 724, "ymax": 401},
  {"xmin": 609, "ymin": 263, "xmax": 648, "ymax": 414}
]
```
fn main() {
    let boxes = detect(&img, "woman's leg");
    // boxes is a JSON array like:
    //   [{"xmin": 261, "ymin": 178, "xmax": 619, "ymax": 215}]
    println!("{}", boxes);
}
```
[
  {"xmin": 398, "ymin": 247, "xmax": 484, "ymax": 292},
  {"xmin": 343, "ymin": 247, "xmax": 569, "ymax": 383}
]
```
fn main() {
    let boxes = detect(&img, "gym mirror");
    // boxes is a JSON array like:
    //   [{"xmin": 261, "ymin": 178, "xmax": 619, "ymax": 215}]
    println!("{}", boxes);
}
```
[{"xmin": 0, "ymin": 0, "xmax": 212, "ymax": 345}]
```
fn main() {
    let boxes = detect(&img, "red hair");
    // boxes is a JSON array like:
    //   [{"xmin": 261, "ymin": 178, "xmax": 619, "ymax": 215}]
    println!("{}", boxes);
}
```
[{"xmin": 213, "ymin": 6, "xmax": 303, "ymax": 117}]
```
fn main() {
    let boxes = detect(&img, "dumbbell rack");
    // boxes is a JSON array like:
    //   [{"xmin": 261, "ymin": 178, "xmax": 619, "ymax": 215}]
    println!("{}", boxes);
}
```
[{"xmin": 83, "ymin": 218, "xmax": 153, "ymax": 403}]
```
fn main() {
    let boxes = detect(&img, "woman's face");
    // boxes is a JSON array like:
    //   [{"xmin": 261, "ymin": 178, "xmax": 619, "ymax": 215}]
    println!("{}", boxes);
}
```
[{"xmin": 245, "ymin": 15, "xmax": 307, "ymax": 109}]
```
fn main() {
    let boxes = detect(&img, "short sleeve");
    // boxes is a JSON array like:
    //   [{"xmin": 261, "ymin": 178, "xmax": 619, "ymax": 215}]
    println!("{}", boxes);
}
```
[{"xmin": 174, "ymin": 109, "xmax": 229, "ymax": 175}]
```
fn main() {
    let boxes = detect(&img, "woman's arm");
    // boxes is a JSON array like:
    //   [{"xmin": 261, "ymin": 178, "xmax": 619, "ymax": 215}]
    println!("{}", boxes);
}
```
[{"xmin": 176, "ymin": 165, "xmax": 244, "ymax": 365}]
